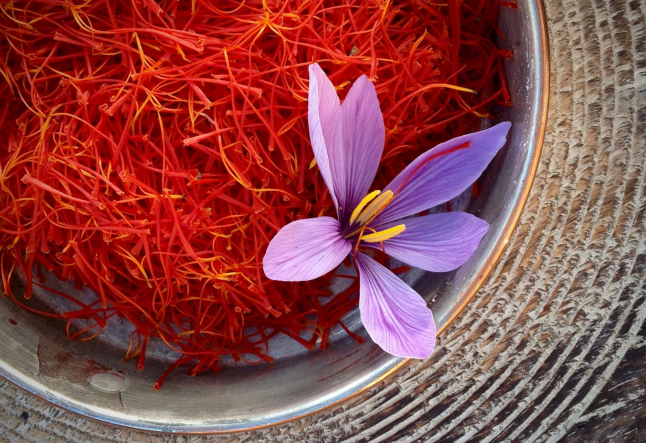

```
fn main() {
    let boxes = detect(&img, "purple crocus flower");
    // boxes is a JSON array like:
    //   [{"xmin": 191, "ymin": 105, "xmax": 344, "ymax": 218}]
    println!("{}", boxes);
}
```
[{"xmin": 263, "ymin": 63, "xmax": 511, "ymax": 359}]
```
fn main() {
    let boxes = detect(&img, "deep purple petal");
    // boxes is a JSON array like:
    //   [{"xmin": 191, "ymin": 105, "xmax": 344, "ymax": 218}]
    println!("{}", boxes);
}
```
[
  {"xmin": 372, "ymin": 122, "xmax": 511, "ymax": 225},
  {"xmin": 355, "ymin": 252, "xmax": 436, "ymax": 359},
  {"xmin": 333, "ymin": 75, "xmax": 385, "ymax": 225},
  {"xmin": 308, "ymin": 63, "xmax": 343, "ymax": 212},
  {"xmin": 368, "ymin": 212, "xmax": 489, "ymax": 272},
  {"xmin": 263, "ymin": 217, "xmax": 351, "ymax": 281}
]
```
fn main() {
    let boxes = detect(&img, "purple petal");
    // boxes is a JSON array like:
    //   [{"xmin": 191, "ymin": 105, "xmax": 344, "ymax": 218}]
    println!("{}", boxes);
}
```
[
  {"xmin": 355, "ymin": 252, "xmax": 436, "ymax": 359},
  {"xmin": 370, "ymin": 212, "xmax": 489, "ymax": 272},
  {"xmin": 333, "ymin": 75, "xmax": 385, "ymax": 225},
  {"xmin": 308, "ymin": 63, "xmax": 343, "ymax": 212},
  {"xmin": 372, "ymin": 122, "xmax": 511, "ymax": 226},
  {"xmin": 263, "ymin": 217, "xmax": 351, "ymax": 281}
]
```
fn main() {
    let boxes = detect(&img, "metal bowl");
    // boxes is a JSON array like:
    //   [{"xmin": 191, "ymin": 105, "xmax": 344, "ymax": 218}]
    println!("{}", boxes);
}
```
[{"xmin": 0, "ymin": 1, "xmax": 549, "ymax": 434}]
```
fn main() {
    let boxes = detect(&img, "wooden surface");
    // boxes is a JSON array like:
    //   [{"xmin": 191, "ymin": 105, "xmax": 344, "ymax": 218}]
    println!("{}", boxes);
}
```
[{"xmin": 1, "ymin": 0, "xmax": 645, "ymax": 441}]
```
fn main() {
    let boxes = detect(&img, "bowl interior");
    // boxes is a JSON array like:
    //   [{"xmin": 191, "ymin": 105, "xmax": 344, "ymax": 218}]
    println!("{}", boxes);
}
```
[{"xmin": 0, "ymin": 2, "xmax": 548, "ymax": 433}]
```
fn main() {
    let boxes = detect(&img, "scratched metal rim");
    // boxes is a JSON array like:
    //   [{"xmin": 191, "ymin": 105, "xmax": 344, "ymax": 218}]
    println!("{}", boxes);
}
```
[{"xmin": 0, "ymin": 0, "xmax": 549, "ymax": 434}]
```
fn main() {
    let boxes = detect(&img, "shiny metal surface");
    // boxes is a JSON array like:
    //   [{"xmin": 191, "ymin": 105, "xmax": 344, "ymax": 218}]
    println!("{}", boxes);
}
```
[{"xmin": 0, "ymin": 1, "xmax": 549, "ymax": 434}]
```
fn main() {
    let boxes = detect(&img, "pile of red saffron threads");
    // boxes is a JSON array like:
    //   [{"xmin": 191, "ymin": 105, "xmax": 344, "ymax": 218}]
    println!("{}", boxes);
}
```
[{"xmin": 0, "ymin": 0, "xmax": 513, "ymax": 388}]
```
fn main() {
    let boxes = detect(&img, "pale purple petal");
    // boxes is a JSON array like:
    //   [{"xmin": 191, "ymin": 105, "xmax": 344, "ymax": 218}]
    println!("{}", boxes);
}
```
[
  {"xmin": 369, "ymin": 212, "xmax": 489, "ymax": 272},
  {"xmin": 333, "ymin": 75, "xmax": 385, "ymax": 225},
  {"xmin": 355, "ymin": 252, "xmax": 436, "ymax": 359},
  {"xmin": 372, "ymin": 122, "xmax": 511, "ymax": 226},
  {"xmin": 308, "ymin": 63, "xmax": 343, "ymax": 212},
  {"xmin": 263, "ymin": 217, "xmax": 351, "ymax": 281}
]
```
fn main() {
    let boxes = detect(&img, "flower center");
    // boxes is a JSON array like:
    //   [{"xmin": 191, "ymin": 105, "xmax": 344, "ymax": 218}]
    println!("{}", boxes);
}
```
[
  {"xmin": 344, "ymin": 190, "xmax": 405, "ymax": 243},
  {"xmin": 350, "ymin": 190, "xmax": 391, "ymax": 225}
]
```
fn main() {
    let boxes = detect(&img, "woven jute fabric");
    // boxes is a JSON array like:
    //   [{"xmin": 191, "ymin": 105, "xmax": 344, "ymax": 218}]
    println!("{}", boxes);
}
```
[{"xmin": 1, "ymin": 0, "xmax": 645, "ymax": 441}]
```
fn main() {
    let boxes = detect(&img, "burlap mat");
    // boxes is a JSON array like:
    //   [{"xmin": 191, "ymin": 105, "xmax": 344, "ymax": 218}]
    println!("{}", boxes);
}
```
[{"xmin": 1, "ymin": 0, "xmax": 645, "ymax": 441}]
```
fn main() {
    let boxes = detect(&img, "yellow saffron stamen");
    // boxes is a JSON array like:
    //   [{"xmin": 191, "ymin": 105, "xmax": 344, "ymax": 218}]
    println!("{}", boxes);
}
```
[
  {"xmin": 349, "ymin": 190, "xmax": 381, "ymax": 224},
  {"xmin": 361, "ymin": 224, "xmax": 406, "ymax": 243},
  {"xmin": 309, "ymin": 157, "xmax": 317, "ymax": 169},
  {"xmin": 355, "ymin": 190, "xmax": 394, "ymax": 225}
]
